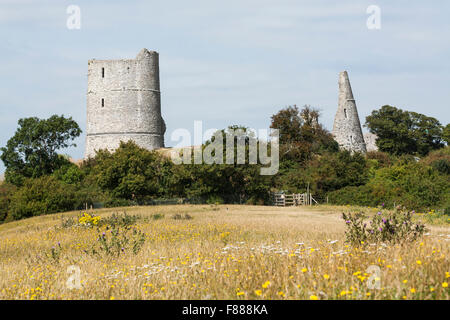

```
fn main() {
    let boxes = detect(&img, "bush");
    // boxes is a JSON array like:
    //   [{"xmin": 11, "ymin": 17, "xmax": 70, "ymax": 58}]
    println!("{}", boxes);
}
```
[
  {"xmin": 342, "ymin": 209, "xmax": 427, "ymax": 245},
  {"xmin": 366, "ymin": 151, "xmax": 393, "ymax": 168},
  {"xmin": 327, "ymin": 185, "xmax": 380, "ymax": 207},
  {"xmin": 310, "ymin": 150, "xmax": 369, "ymax": 194},
  {"xmin": 0, "ymin": 183, "xmax": 16, "ymax": 222},
  {"xmin": 431, "ymin": 159, "xmax": 450, "ymax": 175},
  {"xmin": 328, "ymin": 161, "xmax": 449, "ymax": 211},
  {"xmin": 9, "ymin": 176, "xmax": 81, "ymax": 220},
  {"xmin": 100, "ymin": 211, "xmax": 141, "ymax": 227},
  {"xmin": 171, "ymin": 213, "xmax": 193, "ymax": 220},
  {"xmin": 86, "ymin": 225, "xmax": 146, "ymax": 257},
  {"xmin": 206, "ymin": 195, "xmax": 224, "ymax": 205}
]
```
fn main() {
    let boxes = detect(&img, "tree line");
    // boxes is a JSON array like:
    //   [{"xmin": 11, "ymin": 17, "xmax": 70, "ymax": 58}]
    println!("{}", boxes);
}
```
[{"xmin": 0, "ymin": 105, "xmax": 449, "ymax": 222}]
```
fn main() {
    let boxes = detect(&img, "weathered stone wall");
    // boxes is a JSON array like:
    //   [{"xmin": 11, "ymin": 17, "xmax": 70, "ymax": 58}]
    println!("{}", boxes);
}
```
[
  {"xmin": 364, "ymin": 132, "xmax": 379, "ymax": 152},
  {"xmin": 332, "ymin": 71, "xmax": 367, "ymax": 154},
  {"xmin": 85, "ymin": 49, "xmax": 166, "ymax": 158}
]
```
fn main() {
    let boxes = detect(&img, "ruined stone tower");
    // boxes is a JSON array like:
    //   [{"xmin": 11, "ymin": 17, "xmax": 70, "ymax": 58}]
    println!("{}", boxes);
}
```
[
  {"xmin": 85, "ymin": 48, "xmax": 166, "ymax": 158},
  {"xmin": 332, "ymin": 71, "xmax": 367, "ymax": 153}
]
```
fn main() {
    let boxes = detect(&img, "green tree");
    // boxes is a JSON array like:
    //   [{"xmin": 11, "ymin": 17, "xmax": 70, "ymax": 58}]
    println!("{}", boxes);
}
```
[
  {"xmin": 311, "ymin": 150, "xmax": 369, "ymax": 194},
  {"xmin": 443, "ymin": 124, "xmax": 450, "ymax": 145},
  {"xmin": 270, "ymin": 105, "xmax": 338, "ymax": 165},
  {"xmin": 0, "ymin": 115, "xmax": 82, "ymax": 186},
  {"xmin": 0, "ymin": 183, "xmax": 17, "ymax": 222},
  {"xmin": 365, "ymin": 105, "xmax": 444, "ymax": 156},
  {"xmin": 9, "ymin": 176, "xmax": 80, "ymax": 220},
  {"xmin": 175, "ymin": 126, "xmax": 272, "ymax": 204},
  {"xmin": 92, "ymin": 141, "xmax": 173, "ymax": 201}
]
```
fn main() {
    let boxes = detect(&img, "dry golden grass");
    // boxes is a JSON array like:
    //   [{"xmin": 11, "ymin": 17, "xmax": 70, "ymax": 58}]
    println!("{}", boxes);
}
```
[{"xmin": 0, "ymin": 204, "xmax": 448, "ymax": 300}]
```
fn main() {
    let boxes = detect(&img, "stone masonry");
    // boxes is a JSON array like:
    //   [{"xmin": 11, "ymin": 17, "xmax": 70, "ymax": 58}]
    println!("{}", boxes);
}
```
[
  {"xmin": 85, "ymin": 48, "xmax": 166, "ymax": 158},
  {"xmin": 332, "ymin": 71, "xmax": 367, "ymax": 153},
  {"xmin": 364, "ymin": 132, "xmax": 379, "ymax": 152}
]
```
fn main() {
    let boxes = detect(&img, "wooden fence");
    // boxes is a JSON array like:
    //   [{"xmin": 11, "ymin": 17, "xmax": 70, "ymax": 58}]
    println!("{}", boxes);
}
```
[{"xmin": 272, "ymin": 193, "xmax": 318, "ymax": 207}]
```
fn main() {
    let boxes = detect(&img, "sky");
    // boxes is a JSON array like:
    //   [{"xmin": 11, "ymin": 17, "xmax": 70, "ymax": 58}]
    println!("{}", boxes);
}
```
[{"xmin": 0, "ymin": 0, "xmax": 449, "ymax": 174}]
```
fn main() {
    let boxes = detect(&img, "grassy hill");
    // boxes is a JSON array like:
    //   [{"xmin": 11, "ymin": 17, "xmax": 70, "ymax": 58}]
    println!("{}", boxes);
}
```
[{"xmin": 0, "ymin": 204, "xmax": 448, "ymax": 300}]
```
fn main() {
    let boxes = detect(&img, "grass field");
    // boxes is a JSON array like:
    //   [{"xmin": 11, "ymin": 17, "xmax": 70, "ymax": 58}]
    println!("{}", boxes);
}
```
[{"xmin": 0, "ymin": 204, "xmax": 448, "ymax": 300}]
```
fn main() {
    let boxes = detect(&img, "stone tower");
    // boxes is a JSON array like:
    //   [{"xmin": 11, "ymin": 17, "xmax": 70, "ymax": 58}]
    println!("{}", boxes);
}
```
[
  {"xmin": 85, "ymin": 48, "xmax": 166, "ymax": 158},
  {"xmin": 332, "ymin": 71, "xmax": 366, "ymax": 153}
]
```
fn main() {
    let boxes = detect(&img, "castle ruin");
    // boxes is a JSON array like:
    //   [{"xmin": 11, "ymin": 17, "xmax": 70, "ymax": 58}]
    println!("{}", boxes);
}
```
[
  {"xmin": 85, "ymin": 48, "xmax": 166, "ymax": 158},
  {"xmin": 332, "ymin": 71, "xmax": 368, "ymax": 153},
  {"xmin": 84, "ymin": 52, "xmax": 375, "ymax": 158}
]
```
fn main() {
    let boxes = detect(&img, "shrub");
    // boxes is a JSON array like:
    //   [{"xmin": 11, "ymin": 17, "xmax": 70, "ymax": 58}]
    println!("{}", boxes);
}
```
[
  {"xmin": 86, "ymin": 225, "xmax": 146, "ymax": 257},
  {"xmin": 310, "ymin": 150, "xmax": 369, "ymax": 194},
  {"xmin": 0, "ymin": 183, "xmax": 16, "ymax": 222},
  {"xmin": 171, "ymin": 213, "xmax": 193, "ymax": 220},
  {"xmin": 9, "ymin": 176, "xmax": 81, "ymax": 220},
  {"xmin": 328, "ymin": 161, "xmax": 449, "ymax": 211},
  {"xmin": 100, "ymin": 211, "xmax": 140, "ymax": 227},
  {"xmin": 150, "ymin": 213, "xmax": 164, "ymax": 220},
  {"xmin": 342, "ymin": 209, "xmax": 427, "ymax": 245},
  {"xmin": 431, "ymin": 159, "xmax": 450, "ymax": 175},
  {"xmin": 366, "ymin": 151, "xmax": 393, "ymax": 168},
  {"xmin": 206, "ymin": 195, "xmax": 224, "ymax": 205},
  {"xmin": 327, "ymin": 185, "xmax": 380, "ymax": 207}
]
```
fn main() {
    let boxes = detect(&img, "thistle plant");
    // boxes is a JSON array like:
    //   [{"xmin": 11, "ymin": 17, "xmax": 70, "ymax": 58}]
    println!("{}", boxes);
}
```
[
  {"xmin": 342, "ymin": 208, "xmax": 427, "ymax": 245},
  {"xmin": 87, "ymin": 225, "xmax": 146, "ymax": 257}
]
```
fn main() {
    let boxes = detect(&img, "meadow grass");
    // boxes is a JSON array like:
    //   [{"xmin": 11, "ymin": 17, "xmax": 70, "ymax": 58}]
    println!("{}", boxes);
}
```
[{"xmin": 0, "ymin": 204, "xmax": 448, "ymax": 300}]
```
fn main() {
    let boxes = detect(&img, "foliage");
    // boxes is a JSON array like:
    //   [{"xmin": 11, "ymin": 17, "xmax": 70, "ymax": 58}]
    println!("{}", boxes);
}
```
[
  {"xmin": 100, "ymin": 211, "xmax": 141, "ymax": 227},
  {"xmin": 48, "ymin": 242, "xmax": 62, "ymax": 263},
  {"xmin": 0, "ymin": 183, "xmax": 16, "ymax": 222},
  {"xmin": 87, "ymin": 225, "xmax": 146, "ymax": 257},
  {"xmin": 328, "ymin": 185, "xmax": 379, "ymax": 207},
  {"xmin": 310, "ymin": 151, "xmax": 369, "ymax": 194},
  {"xmin": 365, "ymin": 105, "xmax": 444, "ymax": 156},
  {"xmin": 443, "ymin": 124, "xmax": 450, "ymax": 145},
  {"xmin": 420, "ymin": 147, "xmax": 450, "ymax": 175},
  {"xmin": 92, "ymin": 141, "xmax": 173, "ymax": 201},
  {"xmin": 1, "ymin": 107, "xmax": 448, "ymax": 222},
  {"xmin": 53, "ymin": 163, "xmax": 84, "ymax": 185},
  {"xmin": 342, "ymin": 209, "xmax": 427, "ymax": 245},
  {"xmin": 0, "ymin": 115, "xmax": 81, "ymax": 186},
  {"xmin": 8, "ymin": 176, "xmax": 81, "ymax": 220},
  {"xmin": 270, "ymin": 105, "xmax": 338, "ymax": 164},
  {"xmin": 171, "ymin": 213, "xmax": 193, "ymax": 220},
  {"xmin": 328, "ymin": 159, "xmax": 449, "ymax": 211},
  {"xmin": 173, "ymin": 126, "xmax": 273, "ymax": 204},
  {"xmin": 150, "ymin": 213, "xmax": 165, "ymax": 220}
]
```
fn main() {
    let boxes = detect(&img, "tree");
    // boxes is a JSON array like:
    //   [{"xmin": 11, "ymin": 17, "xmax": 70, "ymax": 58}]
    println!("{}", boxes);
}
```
[
  {"xmin": 443, "ymin": 124, "xmax": 450, "ymax": 145},
  {"xmin": 92, "ymin": 141, "xmax": 173, "ymax": 201},
  {"xmin": 310, "ymin": 150, "xmax": 369, "ymax": 194},
  {"xmin": 270, "ymin": 105, "xmax": 303, "ymax": 145},
  {"xmin": 0, "ymin": 183, "xmax": 16, "ymax": 222},
  {"xmin": 270, "ymin": 105, "xmax": 338, "ymax": 164},
  {"xmin": 365, "ymin": 105, "xmax": 444, "ymax": 156},
  {"xmin": 0, "ymin": 115, "xmax": 81, "ymax": 186},
  {"xmin": 9, "ymin": 176, "xmax": 80, "ymax": 220}
]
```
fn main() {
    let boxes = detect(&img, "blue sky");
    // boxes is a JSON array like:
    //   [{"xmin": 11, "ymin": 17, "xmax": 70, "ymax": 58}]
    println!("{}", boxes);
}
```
[{"xmin": 1, "ymin": 0, "xmax": 449, "ymax": 173}]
